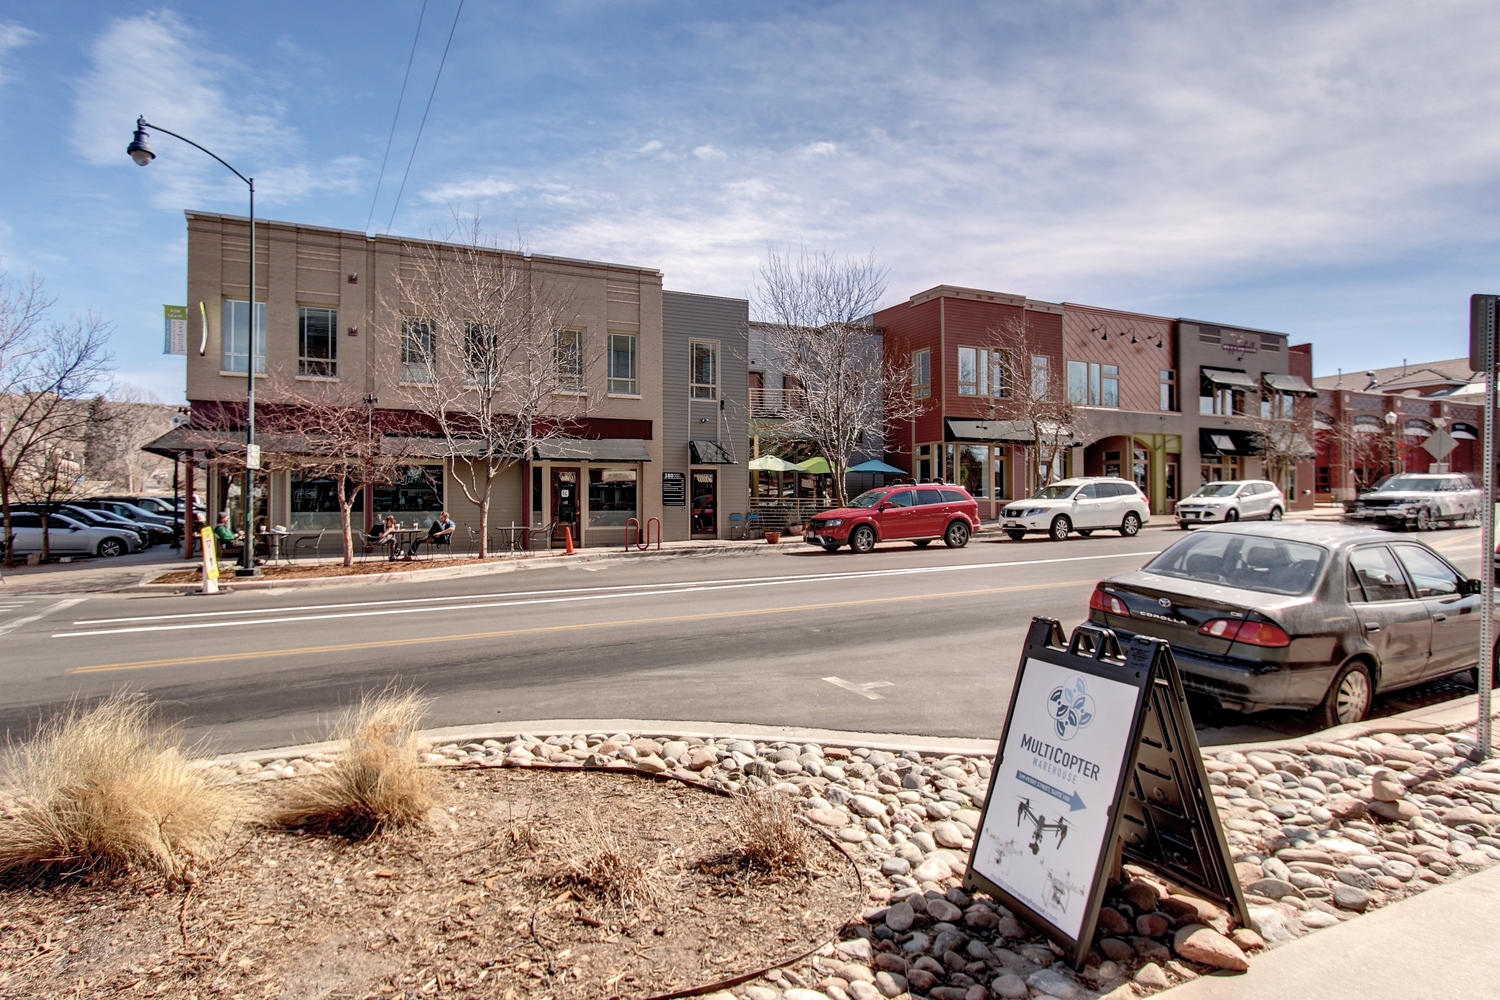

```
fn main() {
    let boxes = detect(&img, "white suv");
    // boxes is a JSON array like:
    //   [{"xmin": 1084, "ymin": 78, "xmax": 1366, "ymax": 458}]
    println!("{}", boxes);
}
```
[
  {"xmin": 1174, "ymin": 479, "xmax": 1285, "ymax": 529},
  {"xmin": 1000, "ymin": 477, "xmax": 1151, "ymax": 541}
]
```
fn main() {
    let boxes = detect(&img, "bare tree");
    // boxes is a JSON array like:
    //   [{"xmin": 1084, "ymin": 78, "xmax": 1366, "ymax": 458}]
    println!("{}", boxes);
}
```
[
  {"xmin": 1, "ymin": 270, "xmax": 114, "ymax": 566},
  {"xmin": 753, "ymin": 246, "xmax": 919, "ymax": 506},
  {"xmin": 974, "ymin": 319, "xmax": 1085, "ymax": 493},
  {"xmin": 392, "ymin": 222, "xmax": 586, "ymax": 556},
  {"xmin": 81, "ymin": 390, "xmax": 175, "ymax": 492},
  {"xmin": 1250, "ymin": 411, "xmax": 1315, "ymax": 498},
  {"xmin": 1317, "ymin": 414, "xmax": 1389, "ymax": 499}
]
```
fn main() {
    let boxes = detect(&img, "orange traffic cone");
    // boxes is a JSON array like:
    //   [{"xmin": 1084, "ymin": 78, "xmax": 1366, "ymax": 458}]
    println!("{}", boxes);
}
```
[{"xmin": 564, "ymin": 525, "xmax": 575, "ymax": 555}]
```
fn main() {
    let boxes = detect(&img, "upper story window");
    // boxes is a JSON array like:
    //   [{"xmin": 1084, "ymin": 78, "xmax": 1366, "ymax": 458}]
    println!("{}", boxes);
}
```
[
  {"xmin": 555, "ymin": 328, "xmax": 584, "ymax": 393},
  {"xmin": 690, "ymin": 339, "xmax": 718, "ymax": 400},
  {"xmin": 1261, "ymin": 391, "xmax": 1296, "ymax": 420},
  {"xmin": 1160, "ymin": 370, "xmax": 1177, "ymax": 412},
  {"xmin": 298, "ymin": 306, "xmax": 337, "ymax": 378},
  {"xmin": 957, "ymin": 346, "xmax": 1006, "ymax": 397},
  {"xmin": 401, "ymin": 318, "xmax": 434, "ymax": 384},
  {"xmin": 913, "ymin": 349, "xmax": 931, "ymax": 399},
  {"xmin": 1066, "ymin": 360, "xmax": 1119, "ymax": 407},
  {"xmin": 1031, "ymin": 355, "xmax": 1049, "ymax": 400},
  {"xmin": 222, "ymin": 299, "xmax": 266, "ymax": 374},
  {"xmin": 608, "ymin": 333, "xmax": 638, "ymax": 395},
  {"xmin": 463, "ymin": 322, "xmax": 496, "ymax": 385}
]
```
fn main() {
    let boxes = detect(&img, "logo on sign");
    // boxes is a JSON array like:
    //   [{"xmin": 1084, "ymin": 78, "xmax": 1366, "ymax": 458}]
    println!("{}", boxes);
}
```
[{"xmin": 1047, "ymin": 678, "xmax": 1095, "ymax": 741}]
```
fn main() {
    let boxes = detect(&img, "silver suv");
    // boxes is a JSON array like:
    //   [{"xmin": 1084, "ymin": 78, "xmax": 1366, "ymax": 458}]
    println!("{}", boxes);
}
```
[
  {"xmin": 1175, "ymin": 479, "xmax": 1285, "ymax": 529},
  {"xmin": 1344, "ymin": 473, "xmax": 1480, "ymax": 531},
  {"xmin": 1000, "ymin": 477, "xmax": 1151, "ymax": 541}
]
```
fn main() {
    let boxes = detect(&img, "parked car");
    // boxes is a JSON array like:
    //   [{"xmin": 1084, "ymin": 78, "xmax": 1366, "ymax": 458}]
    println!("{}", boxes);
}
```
[
  {"xmin": 71, "ymin": 497, "xmax": 178, "ymax": 544},
  {"xmin": 14, "ymin": 504, "xmax": 148, "ymax": 551},
  {"xmin": 1087, "ymin": 522, "xmax": 1485, "ymax": 728},
  {"xmin": 1174, "ymin": 480, "xmax": 1285, "ymax": 529},
  {"xmin": 1, "ymin": 510, "xmax": 138, "ymax": 559},
  {"xmin": 1343, "ymin": 473, "xmax": 1480, "ymax": 531},
  {"xmin": 804, "ymin": 483, "xmax": 981, "ymax": 553},
  {"xmin": 1000, "ymin": 477, "xmax": 1150, "ymax": 541}
]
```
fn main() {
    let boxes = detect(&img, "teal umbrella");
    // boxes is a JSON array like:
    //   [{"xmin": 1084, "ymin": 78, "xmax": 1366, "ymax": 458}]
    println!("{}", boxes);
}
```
[{"xmin": 848, "ymin": 459, "xmax": 907, "ymax": 475}]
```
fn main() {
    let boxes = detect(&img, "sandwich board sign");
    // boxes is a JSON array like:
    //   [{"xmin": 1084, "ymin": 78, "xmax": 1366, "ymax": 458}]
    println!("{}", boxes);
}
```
[{"xmin": 964, "ymin": 618, "xmax": 1246, "ymax": 969}]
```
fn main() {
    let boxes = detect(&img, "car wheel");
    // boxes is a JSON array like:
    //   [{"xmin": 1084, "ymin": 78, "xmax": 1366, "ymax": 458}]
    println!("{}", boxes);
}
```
[
  {"xmin": 1268, "ymin": 506, "xmax": 1283, "ymax": 521},
  {"xmin": 943, "ymin": 521, "xmax": 971, "ymax": 548},
  {"xmin": 1076, "ymin": 529, "xmax": 1094, "ymax": 537},
  {"xmin": 1415, "ymin": 506, "xmax": 1435, "ymax": 531},
  {"xmin": 849, "ymin": 525, "xmax": 877, "ymax": 554},
  {"xmin": 821, "ymin": 542, "xmax": 840, "ymax": 553},
  {"xmin": 1317, "ymin": 661, "xmax": 1373, "ymax": 729},
  {"xmin": 913, "ymin": 539, "xmax": 932, "ymax": 548},
  {"xmin": 1119, "ymin": 512, "xmax": 1141, "ymax": 537},
  {"xmin": 1224, "ymin": 508, "xmax": 1239, "ymax": 522},
  {"xmin": 1049, "ymin": 516, "xmax": 1071, "ymax": 542},
  {"xmin": 1005, "ymin": 530, "xmax": 1026, "ymax": 541},
  {"xmin": 96, "ymin": 538, "xmax": 126, "ymax": 558}
]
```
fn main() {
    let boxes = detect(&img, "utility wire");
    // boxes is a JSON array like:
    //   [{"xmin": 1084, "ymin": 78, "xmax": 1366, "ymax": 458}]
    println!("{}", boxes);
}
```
[
  {"xmin": 365, "ymin": 0, "xmax": 430, "ymax": 234},
  {"xmin": 386, "ymin": 0, "xmax": 465, "ymax": 234}
]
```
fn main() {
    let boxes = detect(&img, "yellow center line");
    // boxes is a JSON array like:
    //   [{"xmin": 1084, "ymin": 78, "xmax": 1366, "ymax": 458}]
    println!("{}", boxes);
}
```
[{"xmin": 69, "ymin": 578, "xmax": 1090, "ymax": 674}]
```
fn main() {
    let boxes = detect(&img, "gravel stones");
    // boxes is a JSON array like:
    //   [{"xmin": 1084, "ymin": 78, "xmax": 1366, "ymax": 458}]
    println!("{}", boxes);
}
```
[{"xmin": 216, "ymin": 724, "xmax": 1500, "ymax": 1000}]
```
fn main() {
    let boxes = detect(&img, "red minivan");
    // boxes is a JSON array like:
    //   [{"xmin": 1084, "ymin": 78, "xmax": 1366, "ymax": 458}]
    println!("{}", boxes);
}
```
[{"xmin": 803, "ymin": 484, "xmax": 982, "ymax": 554}]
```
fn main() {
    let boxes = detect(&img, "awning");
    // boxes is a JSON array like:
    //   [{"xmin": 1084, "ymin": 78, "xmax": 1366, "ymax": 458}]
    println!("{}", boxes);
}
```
[
  {"xmin": 382, "ymin": 436, "xmax": 508, "ymax": 459},
  {"xmin": 1452, "ymin": 422, "xmax": 1479, "ymax": 440},
  {"xmin": 689, "ymin": 439, "xmax": 735, "ymax": 464},
  {"xmin": 1199, "ymin": 428, "xmax": 1261, "ymax": 455},
  {"xmin": 533, "ymin": 438, "xmax": 653, "ymax": 462},
  {"xmin": 140, "ymin": 425, "xmax": 242, "ymax": 459},
  {"xmin": 1202, "ymin": 368, "xmax": 1258, "ymax": 389},
  {"xmin": 1262, "ymin": 373, "xmax": 1318, "ymax": 396}
]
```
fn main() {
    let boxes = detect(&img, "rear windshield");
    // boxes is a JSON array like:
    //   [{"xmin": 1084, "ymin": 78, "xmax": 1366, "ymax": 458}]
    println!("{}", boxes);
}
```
[{"xmin": 1145, "ymin": 532, "xmax": 1327, "ymax": 596}]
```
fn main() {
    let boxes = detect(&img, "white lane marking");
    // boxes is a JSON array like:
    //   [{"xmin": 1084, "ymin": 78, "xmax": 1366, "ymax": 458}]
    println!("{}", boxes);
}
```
[
  {"xmin": 823, "ymin": 677, "xmax": 894, "ymax": 700},
  {"xmin": 65, "ymin": 550, "xmax": 1156, "ymax": 631},
  {"xmin": 0, "ymin": 598, "xmax": 84, "ymax": 637}
]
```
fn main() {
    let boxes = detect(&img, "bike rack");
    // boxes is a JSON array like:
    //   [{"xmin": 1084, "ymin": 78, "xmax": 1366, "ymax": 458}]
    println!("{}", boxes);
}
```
[{"xmin": 624, "ymin": 517, "xmax": 661, "ymax": 551}]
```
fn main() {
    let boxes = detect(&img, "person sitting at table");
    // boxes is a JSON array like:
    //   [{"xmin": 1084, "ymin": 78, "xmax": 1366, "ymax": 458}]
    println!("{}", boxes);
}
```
[
  {"xmin": 367, "ymin": 514, "xmax": 401, "ymax": 561},
  {"xmin": 406, "ymin": 511, "xmax": 455, "ymax": 559},
  {"xmin": 213, "ymin": 512, "xmax": 243, "ymax": 555}
]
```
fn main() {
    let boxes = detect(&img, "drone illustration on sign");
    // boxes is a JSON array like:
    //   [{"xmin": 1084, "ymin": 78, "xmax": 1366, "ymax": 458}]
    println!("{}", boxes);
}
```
[{"xmin": 1016, "ymin": 797, "xmax": 1070, "ymax": 855}]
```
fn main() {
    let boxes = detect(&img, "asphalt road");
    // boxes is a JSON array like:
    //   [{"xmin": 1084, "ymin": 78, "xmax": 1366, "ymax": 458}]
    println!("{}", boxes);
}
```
[{"xmin": 0, "ymin": 522, "xmax": 1487, "ymax": 755}]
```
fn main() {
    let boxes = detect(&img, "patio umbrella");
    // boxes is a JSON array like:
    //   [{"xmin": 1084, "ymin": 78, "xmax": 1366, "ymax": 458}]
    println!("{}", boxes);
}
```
[
  {"xmin": 848, "ymin": 459, "xmax": 907, "ymax": 475},
  {"xmin": 748, "ymin": 455, "xmax": 802, "ymax": 472},
  {"xmin": 795, "ymin": 456, "xmax": 832, "ymax": 475}
]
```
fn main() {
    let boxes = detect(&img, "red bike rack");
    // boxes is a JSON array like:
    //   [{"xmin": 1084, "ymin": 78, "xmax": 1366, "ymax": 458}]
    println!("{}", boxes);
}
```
[{"xmin": 624, "ymin": 517, "xmax": 661, "ymax": 551}]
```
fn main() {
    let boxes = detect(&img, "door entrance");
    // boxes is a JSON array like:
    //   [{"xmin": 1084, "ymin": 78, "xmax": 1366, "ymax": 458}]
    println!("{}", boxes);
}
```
[
  {"xmin": 551, "ymin": 468, "xmax": 581, "ymax": 547},
  {"xmin": 691, "ymin": 470, "xmax": 717, "ymax": 536}
]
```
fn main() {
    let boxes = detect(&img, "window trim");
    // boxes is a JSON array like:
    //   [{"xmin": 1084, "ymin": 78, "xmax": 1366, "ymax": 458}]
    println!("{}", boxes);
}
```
[
  {"xmin": 607, "ymin": 331, "xmax": 639, "ymax": 396},
  {"xmin": 690, "ymin": 339, "xmax": 719, "ymax": 401},
  {"xmin": 297, "ymin": 305, "xmax": 338, "ymax": 378},
  {"xmin": 401, "ymin": 317, "xmax": 435, "ymax": 384},
  {"xmin": 913, "ymin": 348, "xmax": 931, "ymax": 399},
  {"xmin": 554, "ymin": 327, "xmax": 585, "ymax": 395},
  {"xmin": 222, "ymin": 298, "xmax": 267, "ymax": 375}
]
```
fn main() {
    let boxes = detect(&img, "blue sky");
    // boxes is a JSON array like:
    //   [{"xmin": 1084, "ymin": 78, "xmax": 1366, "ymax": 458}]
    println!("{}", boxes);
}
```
[{"xmin": 3, "ymin": 1, "xmax": 1499, "ymax": 403}]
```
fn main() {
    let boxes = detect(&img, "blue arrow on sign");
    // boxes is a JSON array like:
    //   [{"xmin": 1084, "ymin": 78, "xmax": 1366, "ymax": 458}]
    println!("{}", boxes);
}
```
[{"xmin": 1018, "ymin": 769, "xmax": 1086, "ymax": 812}]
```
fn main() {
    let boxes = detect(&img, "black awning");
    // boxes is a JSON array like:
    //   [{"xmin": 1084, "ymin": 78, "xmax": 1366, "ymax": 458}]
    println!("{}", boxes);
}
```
[
  {"xmin": 945, "ymin": 418, "xmax": 1035, "ymax": 442},
  {"xmin": 1201, "ymin": 368, "xmax": 1258, "ymax": 389},
  {"xmin": 1452, "ymin": 422, "xmax": 1479, "ymax": 440},
  {"xmin": 533, "ymin": 438, "xmax": 653, "ymax": 462},
  {"xmin": 1199, "ymin": 428, "xmax": 1261, "ymax": 455},
  {"xmin": 1262, "ymin": 373, "xmax": 1318, "ymax": 396},
  {"xmin": 689, "ymin": 439, "xmax": 735, "ymax": 464}
]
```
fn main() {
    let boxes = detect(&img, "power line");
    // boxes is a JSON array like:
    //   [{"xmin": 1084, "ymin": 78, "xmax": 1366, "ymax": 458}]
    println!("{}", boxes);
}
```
[
  {"xmin": 365, "ymin": 0, "xmax": 430, "ymax": 235},
  {"xmin": 386, "ymin": 0, "xmax": 465, "ymax": 235}
]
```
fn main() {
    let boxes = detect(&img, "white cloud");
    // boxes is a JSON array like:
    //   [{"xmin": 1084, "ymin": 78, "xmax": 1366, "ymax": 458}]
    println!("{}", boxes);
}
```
[
  {"xmin": 421, "ymin": 176, "xmax": 519, "ymax": 202},
  {"xmin": 803, "ymin": 141, "xmax": 837, "ymax": 157},
  {"xmin": 693, "ymin": 145, "xmax": 727, "ymax": 161},
  {"xmin": 636, "ymin": 139, "xmax": 664, "ymax": 155},
  {"xmin": 0, "ymin": 21, "xmax": 37, "ymax": 87}
]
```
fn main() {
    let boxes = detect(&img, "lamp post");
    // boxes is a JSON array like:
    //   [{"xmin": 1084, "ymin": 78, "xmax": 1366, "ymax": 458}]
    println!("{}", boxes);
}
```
[
  {"xmin": 128, "ymin": 116, "xmax": 260, "ymax": 576},
  {"xmin": 1384, "ymin": 410, "xmax": 1399, "ymax": 477}
]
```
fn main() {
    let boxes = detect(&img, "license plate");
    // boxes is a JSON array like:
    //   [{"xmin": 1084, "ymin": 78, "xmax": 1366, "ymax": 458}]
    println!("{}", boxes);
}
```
[{"xmin": 805, "ymin": 533, "xmax": 820, "ymax": 543}]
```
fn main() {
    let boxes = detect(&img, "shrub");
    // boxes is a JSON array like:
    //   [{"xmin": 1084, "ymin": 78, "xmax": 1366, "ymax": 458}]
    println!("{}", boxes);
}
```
[
  {"xmin": 542, "ymin": 816, "xmax": 662, "ymax": 910},
  {"xmin": 269, "ymin": 688, "xmax": 435, "ymax": 838},
  {"xmin": 698, "ymin": 790, "xmax": 817, "ymax": 882},
  {"xmin": 0, "ymin": 692, "xmax": 237, "ymax": 884}
]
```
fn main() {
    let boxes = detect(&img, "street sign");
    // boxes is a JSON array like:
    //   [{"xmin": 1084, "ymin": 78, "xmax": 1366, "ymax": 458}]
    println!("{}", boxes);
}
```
[
  {"xmin": 1423, "ymin": 428, "xmax": 1456, "ymax": 461},
  {"xmin": 965, "ymin": 619, "xmax": 1245, "ymax": 968}
]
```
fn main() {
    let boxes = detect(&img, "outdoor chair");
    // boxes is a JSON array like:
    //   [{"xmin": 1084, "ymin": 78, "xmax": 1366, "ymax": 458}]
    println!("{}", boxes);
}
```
[
  {"xmin": 526, "ymin": 520, "xmax": 556, "ymax": 551},
  {"xmin": 727, "ymin": 512, "xmax": 745, "ymax": 539},
  {"xmin": 292, "ymin": 528, "xmax": 325, "ymax": 561},
  {"xmin": 465, "ymin": 525, "xmax": 480, "ymax": 557}
]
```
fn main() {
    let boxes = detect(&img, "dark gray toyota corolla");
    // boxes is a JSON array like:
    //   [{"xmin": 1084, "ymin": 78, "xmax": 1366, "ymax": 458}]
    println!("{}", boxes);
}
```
[{"xmin": 1087, "ymin": 523, "xmax": 1484, "ymax": 728}]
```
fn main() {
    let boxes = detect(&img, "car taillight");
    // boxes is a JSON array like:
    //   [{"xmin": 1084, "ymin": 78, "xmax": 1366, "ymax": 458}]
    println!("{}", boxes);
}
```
[
  {"xmin": 1197, "ymin": 618, "xmax": 1290, "ymax": 647},
  {"xmin": 1089, "ymin": 586, "xmax": 1129, "ymax": 616}
]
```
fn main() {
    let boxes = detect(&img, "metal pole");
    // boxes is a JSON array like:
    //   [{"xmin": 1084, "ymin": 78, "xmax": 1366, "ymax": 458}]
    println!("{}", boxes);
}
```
[
  {"xmin": 239, "ymin": 180, "xmax": 258, "ymax": 576},
  {"xmin": 1480, "ymin": 310, "xmax": 1495, "ymax": 758}
]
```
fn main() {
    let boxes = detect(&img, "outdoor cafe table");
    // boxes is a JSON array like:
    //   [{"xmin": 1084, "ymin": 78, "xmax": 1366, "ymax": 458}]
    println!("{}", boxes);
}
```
[{"xmin": 489, "ymin": 524, "xmax": 528, "ymax": 552}]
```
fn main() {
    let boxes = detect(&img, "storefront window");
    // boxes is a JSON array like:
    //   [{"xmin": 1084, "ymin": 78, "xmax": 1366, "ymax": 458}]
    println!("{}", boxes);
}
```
[
  {"xmin": 290, "ymin": 474, "xmax": 364, "ymax": 530},
  {"xmin": 588, "ymin": 468, "xmax": 638, "ymax": 530},
  {"xmin": 958, "ymin": 445, "xmax": 988, "ymax": 497},
  {"xmin": 372, "ymin": 465, "xmax": 443, "ymax": 525}
]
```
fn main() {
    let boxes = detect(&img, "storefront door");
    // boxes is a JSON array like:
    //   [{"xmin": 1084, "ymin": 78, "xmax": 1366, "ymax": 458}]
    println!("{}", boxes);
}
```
[
  {"xmin": 691, "ymin": 470, "xmax": 717, "ymax": 536},
  {"xmin": 551, "ymin": 468, "xmax": 581, "ymax": 547}
]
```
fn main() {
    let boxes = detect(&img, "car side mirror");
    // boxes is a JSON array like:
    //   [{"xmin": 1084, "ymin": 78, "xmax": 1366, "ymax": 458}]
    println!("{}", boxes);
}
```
[{"xmin": 1462, "ymin": 578, "xmax": 1483, "ymax": 596}]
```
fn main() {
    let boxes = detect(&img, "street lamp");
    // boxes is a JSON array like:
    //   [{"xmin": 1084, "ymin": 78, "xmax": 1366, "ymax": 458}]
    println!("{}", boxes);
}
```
[
  {"xmin": 1384, "ymin": 410, "xmax": 1399, "ymax": 476},
  {"xmin": 128, "ymin": 116, "xmax": 260, "ymax": 576}
]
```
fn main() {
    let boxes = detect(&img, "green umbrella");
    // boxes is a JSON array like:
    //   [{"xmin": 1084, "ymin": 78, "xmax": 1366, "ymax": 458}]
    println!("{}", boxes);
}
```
[{"xmin": 796, "ymin": 456, "xmax": 832, "ymax": 475}]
